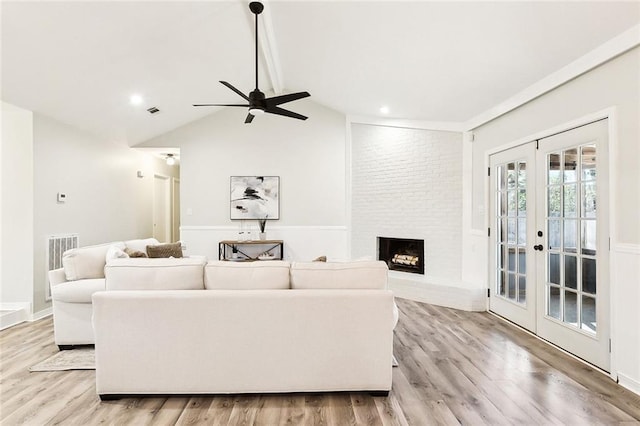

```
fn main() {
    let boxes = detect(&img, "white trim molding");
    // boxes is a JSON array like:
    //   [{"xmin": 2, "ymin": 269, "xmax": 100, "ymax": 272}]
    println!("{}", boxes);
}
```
[
  {"xmin": 31, "ymin": 307, "xmax": 52, "ymax": 322},
  {"xmin": 614, "ymin": 243, "xmax": 640, "ymax": 255},
  {"xmin": 618, "ymin": 373, "xmax": 640, "ymax": 396},
  {"xmin": 0, "ymin": 303, "xmax": 30, "ymax": 330},
  {"xmin": 180, "ymin": 225, "xmax": 349, "ymax": 261},
  {"xmin": 347, "ymin": 115, "xmax": 465, "ymax": 132},
  {"xmin": 465, "ymin": 24, "xmax": 640, "ymax": 130},
  {"xmin": 180, "ymin": 225, "xmax": 347, "ymax": 232},
  {"xmin": 610, "ymin": 242, "xmax": 640, "ymax": 395},
  {"xmin": 0, "ymin": 304, "xmax": 52, "ymax": 330}
]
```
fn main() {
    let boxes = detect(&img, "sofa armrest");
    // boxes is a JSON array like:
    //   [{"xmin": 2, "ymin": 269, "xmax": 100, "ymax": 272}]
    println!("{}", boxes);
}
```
[{"xmin": 48, "ymin": 268, "xmax": 68, "ymax": 287}]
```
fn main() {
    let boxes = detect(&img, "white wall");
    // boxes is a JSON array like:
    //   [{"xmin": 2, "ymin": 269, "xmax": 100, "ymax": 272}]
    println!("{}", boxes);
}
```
[
  {"xmin": 32, "ymin": 114, "xmax": 179, "ymax": 313},
  {"xmin": 1, "ymin": 102, "xmax": 34, "ymax": 313},
  {"xmin": 138, "ymin": 100, "xmax": 348, "ymax": 261},
  {"xmin": 469, "ymin": 47, "xmax": 640, "ymax": 394}
]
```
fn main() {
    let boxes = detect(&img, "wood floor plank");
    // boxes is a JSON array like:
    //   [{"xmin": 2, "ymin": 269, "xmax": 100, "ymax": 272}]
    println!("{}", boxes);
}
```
[
  {"xmin": 253, "ymin": 395, "xmax": 284, "ymax": 426},
  {"xmin": 226, "ymin": 394, "xmax": 262, "ymax": 425},
  {"xmin": 197, "ymin": 395, "xmax": 236, "ymax": 426},
  {"xmin": 1, "ymin": 299, "xmax": 639, "ymax": 425},
  {"xmin": 350, "ymin": 393, "xmax": 383, "ymax": 426},
  {"xmin": 389, "ymin": 363, "xmax": 443, "ymax": 425},
  {"xmin": 277, "ymin": 394, "xmax": 305, "ymax": 425},
  {"xmin": 174, "ymin": 396, "xmax": 218, "ymax": 425},
  {"xmin": 301, "ymin": 393, "xmax": 330, "ymax": 425},
  {"xmin": 1, "ymin": 370, "xmax": 92, "ymax": 424}
]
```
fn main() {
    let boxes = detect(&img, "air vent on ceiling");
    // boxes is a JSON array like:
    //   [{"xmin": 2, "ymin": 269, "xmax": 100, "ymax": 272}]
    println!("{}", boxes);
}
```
[{"xmin": 147, "ymin": 107, "xmax": 160, "ymax": 114}]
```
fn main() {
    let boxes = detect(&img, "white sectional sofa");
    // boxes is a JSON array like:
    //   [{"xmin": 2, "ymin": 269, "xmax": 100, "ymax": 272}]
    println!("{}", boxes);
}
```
[
  {"xmin": 48, "ymin": 238, "xmax": 203, "ymax": 349},
  {"xmin": 93, "ymin": 260, "xmax": 396, "ymax": 398}
]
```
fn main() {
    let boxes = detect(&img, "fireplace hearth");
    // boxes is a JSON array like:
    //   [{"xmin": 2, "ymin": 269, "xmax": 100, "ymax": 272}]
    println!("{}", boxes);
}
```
[{"xmin": 378, "ymin": 237, "xmax": 424, "ymax": 275}]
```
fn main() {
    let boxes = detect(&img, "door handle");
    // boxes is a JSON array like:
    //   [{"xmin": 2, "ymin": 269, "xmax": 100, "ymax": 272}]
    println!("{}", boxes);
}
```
[{"xmin": 533, "ymin": 244, "xmax": 544, "ymax": 251}]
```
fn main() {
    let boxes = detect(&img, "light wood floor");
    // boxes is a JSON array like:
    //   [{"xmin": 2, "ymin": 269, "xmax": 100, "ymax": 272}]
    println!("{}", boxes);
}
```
[{"xmin": 1, "ymin": 298, "xmax": 639, "ymax": 425}]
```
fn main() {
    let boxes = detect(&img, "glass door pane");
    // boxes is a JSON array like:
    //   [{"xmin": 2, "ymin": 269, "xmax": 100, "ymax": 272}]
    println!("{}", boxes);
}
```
[
  {"xmin": 496, "ymin": 161, "xmax": 527, "ymax": 304},
  {"xmin": 545, "ymin": 144, "xmax": 598, "ymax": 334}
]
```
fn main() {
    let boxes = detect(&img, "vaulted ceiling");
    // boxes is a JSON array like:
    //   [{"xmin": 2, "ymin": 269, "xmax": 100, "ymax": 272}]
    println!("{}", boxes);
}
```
[{"xmin": 2, "ymin": 1, "xmax": 639, "ymax": 145}]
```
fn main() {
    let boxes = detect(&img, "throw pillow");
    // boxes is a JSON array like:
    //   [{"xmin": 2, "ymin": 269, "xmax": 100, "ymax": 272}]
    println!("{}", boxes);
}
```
[
  {"xmin": 313, "ymin": 255, "xmax": 327, "ymax": 262},
  {"xmin": 105, "ymin": 245, "xmax": 129, "ymax": 261},
  {"xmin": 146, "ymin": 242, "xmax": 183, "ymax": 258},
  {"xmin": 124, "ymin": 247, "xmax": 148, "ymax": 258}
]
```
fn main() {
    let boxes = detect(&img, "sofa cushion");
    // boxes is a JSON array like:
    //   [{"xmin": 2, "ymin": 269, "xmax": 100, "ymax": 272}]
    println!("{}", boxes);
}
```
[
  {"xmin": 204, "ymin": 261, "xmax": 291, "ymax": 290},
  {"xmin": 62, "ymin": 242, "xmax": 125, "ymax": 281},
  {"xmin": 290, "ymin": 261, "xmax": 389, "ymax": 290},
  {"xmin": 147, "ymin": 242, "xmax": 183, "ymax": 258},
  {"xmin": 106, "ymin": 245, "xmax": 129, "ymax": 261},
  {"xmin": 105, "ymin": 257, "xmax": 206, "ymax": 290},
  {"xmin": 51, "ymin": 278, "xmax": 105, "ymax": 303},
  {"xmin": 124, "ymin": 238, "xmax": 159, "ymax": 253}
]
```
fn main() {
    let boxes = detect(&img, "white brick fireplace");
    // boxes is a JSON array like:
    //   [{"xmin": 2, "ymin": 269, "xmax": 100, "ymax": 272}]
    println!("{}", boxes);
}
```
[{"xmin": 350, "ymin": 123, "xmax": 481, "ymax": 310}]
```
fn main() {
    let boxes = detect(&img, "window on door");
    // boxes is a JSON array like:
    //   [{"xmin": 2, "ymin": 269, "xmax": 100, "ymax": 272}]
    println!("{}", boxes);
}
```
[
  {"xmin": 495, "ymin": 161, "xmax": 528, "ymax": 304},
  {"xmin": 545, "ymin": 144, "xmax": 598, "ymax": 334}
]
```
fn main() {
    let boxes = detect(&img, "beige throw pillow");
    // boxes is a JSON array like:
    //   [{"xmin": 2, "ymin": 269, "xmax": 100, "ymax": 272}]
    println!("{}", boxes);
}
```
[
  {"xmin": 146, "ymin": 242, "xmax": 183, "ymax": 258},
  {"xmin": 124, "ymin": 247, "xmax": 148, "ymax": 258}
]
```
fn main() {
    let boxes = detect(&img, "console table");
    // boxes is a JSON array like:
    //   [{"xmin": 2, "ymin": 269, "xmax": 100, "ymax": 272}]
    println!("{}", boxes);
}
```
[{"xmin": 219, "ymin": 240, "xmax": 284, "ymax": 261}]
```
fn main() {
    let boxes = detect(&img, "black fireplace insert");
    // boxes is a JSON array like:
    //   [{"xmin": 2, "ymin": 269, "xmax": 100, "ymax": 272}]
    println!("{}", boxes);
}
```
[{"xmin": 377, "ymin": 237, "xmax": 424, "ymax": 275}]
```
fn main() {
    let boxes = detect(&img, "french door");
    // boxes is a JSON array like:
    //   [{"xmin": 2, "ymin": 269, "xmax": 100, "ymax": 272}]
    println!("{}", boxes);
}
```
[
  {"xmin": 489, "ymin": 120, "xmax": 610, "ymax": 372},
  {"xmin": 489, "ymin": 143, "xmax": 537, "ymax": 332}
]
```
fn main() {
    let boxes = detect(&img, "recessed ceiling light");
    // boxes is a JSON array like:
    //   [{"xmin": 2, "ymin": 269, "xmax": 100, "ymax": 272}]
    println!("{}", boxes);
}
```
[
  {"xmin": 380, "ymin": 106, "xmax": 390, "ymax": 114},
  {"xmin": 130, "ymin": 94, "xmax": 143, "ymax": 105}
]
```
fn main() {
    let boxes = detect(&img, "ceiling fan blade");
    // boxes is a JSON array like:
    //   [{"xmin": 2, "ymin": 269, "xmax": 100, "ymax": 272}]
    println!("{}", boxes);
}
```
[
  {"xmin": 265, "ymin": 105, "xmax": 307, "ymax": 121},
  {"xmin": 245, "ymin": 113, "xmax": 255, "ymax": 124},
  {"xmin": 265, "ymin": 91, "xmax": 310, "ymax": 107},
  {"xmin": 193, "ymin": 104, "xmax": 249, "ymax": 107},
  {"xmin": 220, "ymin": 81, "xmax": 250, "ymax": 101}
]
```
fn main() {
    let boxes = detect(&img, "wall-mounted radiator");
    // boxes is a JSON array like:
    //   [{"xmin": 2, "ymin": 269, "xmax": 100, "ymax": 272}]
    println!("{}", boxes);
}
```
[{"xmin": 46, "ymin": 234, "xmax": 79, "ymax": 300}]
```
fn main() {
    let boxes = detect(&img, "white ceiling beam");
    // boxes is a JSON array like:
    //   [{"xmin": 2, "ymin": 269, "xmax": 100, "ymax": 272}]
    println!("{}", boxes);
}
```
[{"xmin": 248, "ymin": 0, "xmax": 283, "ymax": 95}]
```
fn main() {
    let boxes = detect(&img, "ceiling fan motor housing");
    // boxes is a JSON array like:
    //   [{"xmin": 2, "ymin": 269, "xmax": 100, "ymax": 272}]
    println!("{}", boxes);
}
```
[
  {"xmin": 249, "ymin": 2, "xmax": 264, "ymax": 15},
  {"xmin": 249, "ymin": 89, "xmax": 266, "ymax": 112}
]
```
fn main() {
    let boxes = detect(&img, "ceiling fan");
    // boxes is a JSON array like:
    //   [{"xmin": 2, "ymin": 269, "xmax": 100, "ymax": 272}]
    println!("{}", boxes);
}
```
[{"xmin": 193, "ymin": 1, "xmax": 310, "ymax": 124}]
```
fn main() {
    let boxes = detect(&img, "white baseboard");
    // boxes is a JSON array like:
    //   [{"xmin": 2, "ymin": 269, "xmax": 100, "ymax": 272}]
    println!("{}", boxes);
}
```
[
  {"xmin": 0, "ymin": 305, "xmax": 29, "ymax": 330},
  {"xmin": 0, "ymin": 303, "xmax": 51, "ymax": 329},
  {"xmin": 389, "ymin": 278, "xmax": 486, "ymax": 312},
  {"xmin": 618, "ymin": 373, "xmax": 640, "ymax": 397},
  {"xmin": 0, "ymin": 302, "xmax": 31, "ymax": 311},
  {"xmin": 31, "ymin": 307, "xmax": 52, "ymax": 321}
]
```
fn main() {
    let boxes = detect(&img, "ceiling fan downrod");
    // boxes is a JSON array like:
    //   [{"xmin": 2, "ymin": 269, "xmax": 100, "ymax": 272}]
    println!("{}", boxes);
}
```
[{"xmin": 249, "ymin": 2, "xmax": 264, "ymax": 92}]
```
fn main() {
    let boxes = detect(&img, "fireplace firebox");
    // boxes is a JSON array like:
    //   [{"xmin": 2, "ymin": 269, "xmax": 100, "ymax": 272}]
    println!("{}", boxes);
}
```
[{"xmin": 377, "ymin": 237, "xmax": 424, "ymax": 275}]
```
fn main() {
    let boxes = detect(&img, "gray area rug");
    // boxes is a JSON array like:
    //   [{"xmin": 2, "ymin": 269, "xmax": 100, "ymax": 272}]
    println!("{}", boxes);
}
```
[{"xmin": 30, "ymin": 348, "xmax": 95, "ymax": 371}]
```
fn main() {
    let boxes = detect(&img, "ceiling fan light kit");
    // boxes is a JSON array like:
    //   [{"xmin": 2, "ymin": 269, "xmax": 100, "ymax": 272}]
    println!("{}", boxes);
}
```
[{"xmin": 193, "ymin": 1, "xmax": 310, "ymax": 124}]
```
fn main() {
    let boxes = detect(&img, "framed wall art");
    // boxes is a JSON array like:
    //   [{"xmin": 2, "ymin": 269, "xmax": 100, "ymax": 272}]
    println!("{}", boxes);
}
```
[{"xmin": 230, "ymin": 176, "xmax": 280, "ymax": 220}]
